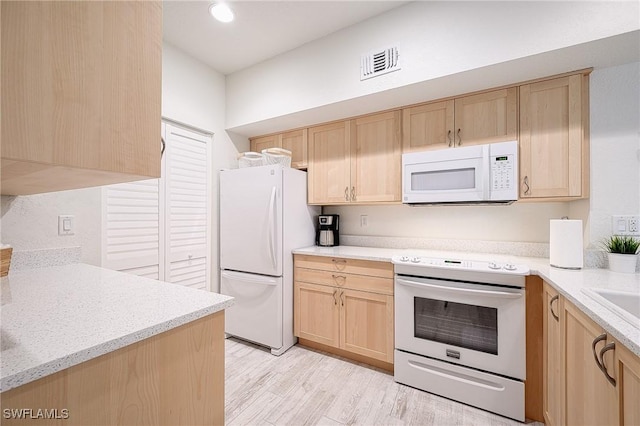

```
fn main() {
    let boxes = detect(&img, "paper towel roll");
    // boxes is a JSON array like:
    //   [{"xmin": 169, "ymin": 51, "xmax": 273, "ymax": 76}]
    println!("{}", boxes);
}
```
[{"xmin": 550, "ymin": 219, "xmax": 583, "ymax": 269}]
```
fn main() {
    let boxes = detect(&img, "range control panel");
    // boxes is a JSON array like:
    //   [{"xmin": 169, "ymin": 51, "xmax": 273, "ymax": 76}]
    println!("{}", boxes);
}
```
[{"xmin": 392, "ymin": 255, "xmax": 530, "ymax": 275}]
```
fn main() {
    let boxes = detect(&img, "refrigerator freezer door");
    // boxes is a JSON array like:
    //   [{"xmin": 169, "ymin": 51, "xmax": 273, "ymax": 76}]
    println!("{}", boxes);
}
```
[
  {"xmin": 221, "ymin": 270, "xmax": 283, "ymax": 349},
  {"xmin": 220, "ymin": 166, "xmax": 283, "ymax": 276}
]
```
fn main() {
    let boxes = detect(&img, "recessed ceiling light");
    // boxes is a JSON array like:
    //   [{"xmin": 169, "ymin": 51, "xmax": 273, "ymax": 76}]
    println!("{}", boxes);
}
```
[{"xmin": 209, "ymin": 3, "xmax": 234, "ymax": 23}]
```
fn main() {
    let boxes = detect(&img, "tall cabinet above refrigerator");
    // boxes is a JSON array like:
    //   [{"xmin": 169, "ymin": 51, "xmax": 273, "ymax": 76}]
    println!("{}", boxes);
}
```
[{"xmin": 219, "ymin": 165, "xmax": 319, "ymax": 355}]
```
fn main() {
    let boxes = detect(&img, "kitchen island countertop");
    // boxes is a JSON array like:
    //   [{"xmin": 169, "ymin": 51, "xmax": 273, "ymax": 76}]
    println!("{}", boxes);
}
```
[
  {"xmin": 0, "ymin": 263, "xmax": 233, "ymax": 392},
  {"xmin": 293, "ymin": 245, "xmax": 640, "ymax": 357}
]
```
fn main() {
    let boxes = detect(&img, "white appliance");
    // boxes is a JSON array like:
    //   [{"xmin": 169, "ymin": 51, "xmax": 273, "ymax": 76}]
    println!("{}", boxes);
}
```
[
  {"xmin": 219, "ymin": 165, "xmax": 319, "ymax": 355},
  {"xmin": 393, "ymin": 255, "xmax": 529, "ymax": 422},
  {"xmin": 402, "ymin": 141, "xmax": 518, "ymax": 205}
]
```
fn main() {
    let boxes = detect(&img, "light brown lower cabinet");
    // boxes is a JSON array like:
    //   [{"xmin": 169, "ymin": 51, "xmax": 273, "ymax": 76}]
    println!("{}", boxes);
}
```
[
  {"xmin": 543, "ymin": 282, "xmax": 640, "ymax": 426},
  {"xmin": 543, "ymin": 282, "xmax": 563, "ymax": 426},
  {"xmin": 0, "ymin": 312, "xmax": 225, "ymax": 426},
  {"xmin": 293, "ymin": 255, "xmax": 394, "ymax": 368}
]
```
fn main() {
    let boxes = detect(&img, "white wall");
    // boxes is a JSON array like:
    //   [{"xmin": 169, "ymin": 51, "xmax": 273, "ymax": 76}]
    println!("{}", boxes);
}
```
[
  {"xmin": 162, "ymin": 42, "xmax": 249, "ymax": 292},
  {"xmin": 587, "ymin": 62, "xmax": 640, "ymax": 247},
  {"xmin": 227, "ymin": 1, "xmax": 639, "ymax": 134},
  {"xmin": 0, "ymin": 188, "xmax": 102, "ymax": 265}
]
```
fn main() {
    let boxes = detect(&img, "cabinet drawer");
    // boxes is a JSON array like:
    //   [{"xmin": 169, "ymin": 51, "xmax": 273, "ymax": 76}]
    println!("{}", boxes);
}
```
[
  {"xmin": 294, "ymin": 254, "xmax": 393, "ymax": 279},
  {"xmin": 295, "ymin": 267, "xmax": 393, "ymax": 295}
]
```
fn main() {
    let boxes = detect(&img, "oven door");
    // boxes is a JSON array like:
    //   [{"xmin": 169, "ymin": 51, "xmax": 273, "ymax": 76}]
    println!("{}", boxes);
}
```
[{"xmin": 395, "ymin": 275, "xmax": 525, "ymax": 380}]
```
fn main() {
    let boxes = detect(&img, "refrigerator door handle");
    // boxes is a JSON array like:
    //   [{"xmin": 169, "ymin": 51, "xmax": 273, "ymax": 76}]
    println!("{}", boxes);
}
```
[
  {"xmin": 221, "ymin": 270, "xmax": 278, "ymax": 286},
  {"xmin": 268, "ymin": 186, "xmax": 277, "ymax": 270}
]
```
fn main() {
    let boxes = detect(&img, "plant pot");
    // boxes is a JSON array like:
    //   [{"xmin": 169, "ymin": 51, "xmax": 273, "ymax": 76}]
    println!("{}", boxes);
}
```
[{"xmin": 607, "ymin": 253, "xmax": 638, "ymax": 273}]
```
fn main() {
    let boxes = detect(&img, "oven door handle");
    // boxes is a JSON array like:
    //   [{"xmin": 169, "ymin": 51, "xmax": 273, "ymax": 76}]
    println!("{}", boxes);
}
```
[{"xmin": 396, "ymin": 278, "xmax": 523, "ymax": 299}]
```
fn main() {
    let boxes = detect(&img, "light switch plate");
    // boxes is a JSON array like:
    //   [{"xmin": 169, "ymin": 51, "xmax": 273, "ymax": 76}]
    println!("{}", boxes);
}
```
[
  {"xmin": 58, "ymin": 215, "xmax": 75, "ymax": 236},
  {"xmin": 612, "ymin": 215, "xmax": 640, "ymax": 236}
]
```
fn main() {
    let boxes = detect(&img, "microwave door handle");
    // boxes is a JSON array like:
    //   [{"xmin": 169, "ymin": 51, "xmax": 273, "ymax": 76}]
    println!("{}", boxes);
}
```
[{"xmin": 396, "ymin": 278, "xmax": 522, "ymax": 299}]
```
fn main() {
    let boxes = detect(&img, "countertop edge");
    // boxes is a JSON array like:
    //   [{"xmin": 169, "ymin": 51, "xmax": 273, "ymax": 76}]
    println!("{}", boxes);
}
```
[{"xmin": 0, "ymin": 298, "xmax": 234, "ymax": 393}]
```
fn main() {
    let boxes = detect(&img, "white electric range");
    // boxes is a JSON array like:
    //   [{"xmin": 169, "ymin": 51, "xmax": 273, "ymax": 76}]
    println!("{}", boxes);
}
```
[{"xmin": 392, "ymin": 255, "xmax": 530, "ymax": 422}]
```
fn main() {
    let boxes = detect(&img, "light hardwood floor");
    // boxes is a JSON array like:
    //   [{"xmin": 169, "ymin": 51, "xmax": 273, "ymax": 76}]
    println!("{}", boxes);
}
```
[{"xmin": 225, "ymin": 338, "xmax": 541, "ymax": 426}]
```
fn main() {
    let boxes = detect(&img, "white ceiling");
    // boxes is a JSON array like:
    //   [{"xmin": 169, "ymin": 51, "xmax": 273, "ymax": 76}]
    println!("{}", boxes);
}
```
[{"xmin": 162, "ymin": 1, "xmax": 408, "ymax": 75}]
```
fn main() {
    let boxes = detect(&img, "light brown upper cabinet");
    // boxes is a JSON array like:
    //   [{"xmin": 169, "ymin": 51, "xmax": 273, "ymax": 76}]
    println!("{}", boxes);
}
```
[
  {"xmin": 249, "ymin": 129, "xmax": 308, "ymax": 169},
  {"xmin": 307, "ymin": 121, "xmax": 352, "ymax": 204},
  {"xmin": 308, "ymin": 111, "xmax": 401, "ymax": 205},
  {"xmin": 402, "ymin": 88, "xmax": 517, "ymax": 152},
  {"xmin": 1, "ymin": 1, "xmax": 162, "ymax": 195},
  {"xmin": 250, "ymin": 134, "xmax": 281, "ymax": 154},
  {"xmin": 519, "ymin": 73, "xmax": 589, "ymax": 200}
]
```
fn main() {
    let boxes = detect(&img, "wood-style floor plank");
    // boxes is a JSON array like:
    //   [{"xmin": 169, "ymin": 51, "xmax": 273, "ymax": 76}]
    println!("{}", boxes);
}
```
[{"xmin": 225, "ymin": 338, "xmax": 542, "ymax": 426}]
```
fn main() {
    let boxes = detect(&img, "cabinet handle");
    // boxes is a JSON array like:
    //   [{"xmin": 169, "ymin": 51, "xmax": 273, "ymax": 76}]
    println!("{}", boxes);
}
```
[
  {"xmin": 331, "ymin": 259, "xmax": 346, "ymax": 264},
  {"xmin": 523, "ymin": 176, "xmax": 530, "ymax": 195},
  {"xmin": 344, "ymin": 186, "xmax": 349, "ymax": 201},
  {"xmin": 598, "ymin": 342, "xmax": 617, "ymax": 387},
  {"xmin": 549, "ymin": 294, "xmax": 559, "ymax": 322},
  {"xmin": 456, "ymin": 128, "xmax": 462, "ymax": 146},
  {"xmin": 351, "ymin": 186, "xmax": 356, "ymax": 202},
  {"xmin": 332, "ymin": 274, "xmax": 346, "ymax": 285},
  {"xmin": 161, "ymin": 137, "xmax": 166, "ymax": 157},
  {"xmin": 340, "ymin": 291, "xmax": 345, "ymax": 306},
  {"xmin": 332, "ymin": 290, "xmax": 338, "ymax": 306},
  {"xmin": 447, "ymin": 130, "xmax": 453, "ymax": 147},
  {"xmin": 592, "ymin": 333, "xmax": 607, "ymax": 371}
]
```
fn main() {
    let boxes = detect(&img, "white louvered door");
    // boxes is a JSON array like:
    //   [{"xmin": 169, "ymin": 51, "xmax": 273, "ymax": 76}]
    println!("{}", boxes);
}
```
[
  {"xmin": 102, "ymin": 122, "xmax": 210, "ymax": 290},
  {"xmin": 164, "ymin": 124, "xmax": 210, "ymax": 290},
  {"xmin": 102, "ymin": 178, "xmax": 165, "ymax": 280}
]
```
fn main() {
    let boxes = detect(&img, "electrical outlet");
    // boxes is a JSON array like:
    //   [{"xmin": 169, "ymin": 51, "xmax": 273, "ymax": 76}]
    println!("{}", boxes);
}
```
[
  {"xmin": 360, "ymin": 215, "xmax": 368, "ymax": 227},
  {"xmin": 58, "ymin": 215, "xmax": 75, "ymax": 236},
  {"xmin": 612, "ymin": 215, "xmax": 640, "ymax": 236}
]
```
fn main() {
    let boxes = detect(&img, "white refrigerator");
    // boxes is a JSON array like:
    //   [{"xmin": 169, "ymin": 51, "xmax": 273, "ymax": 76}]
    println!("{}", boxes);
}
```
[{"xmin": 219, "ymin": 165, "xmax": 319, "ymax": 355}]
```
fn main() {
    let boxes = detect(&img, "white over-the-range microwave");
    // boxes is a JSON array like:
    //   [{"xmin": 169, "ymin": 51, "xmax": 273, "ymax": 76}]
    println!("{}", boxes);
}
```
[{"xmin": 402, "ymin": 140, "xmax": 518, "ymax": 205}]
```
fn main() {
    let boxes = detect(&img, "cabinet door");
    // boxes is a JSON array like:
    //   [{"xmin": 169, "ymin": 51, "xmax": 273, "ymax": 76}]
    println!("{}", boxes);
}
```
[
  {"xmin": 1, "ymin": 1, "xmax": 162, "ymax": 195},
  {"xmin": 453, "ymin": 87, "xmax": 517, "ymax": 147},
  {"xmin": 339, "ymin": 289, "xmax": 394, "ymax": 363},
  {"xmin": 250, "ymin": 134, "xmax": 281, "ymax": 153},
  {"xmin": 351, "ymin": 111, "xmax": 402, "ymax": 203},
  {"xmin": 519, "ymin": 75, "xmax": 586, "ymax": 199},
  {"xmin": 281, "ymin": 129, "xmax": 308, "ymax": 169},
  {"xmin": 615, "ymin": 339, "xmax": 640, "ymax": 425},
  {"xmin": 402, "ymin": 100, "xmax": 454, "ymax": 152},
  {"xmin": 307, "ymin": 121, "xmax": 352, "ymax": 204},
  {"xmin": 564, "ymin": 302, "xmax": 618, "ymax": 426},
  {"xmin": 543, "ymin": 283, "xmax": 563, "ymax": 426},
  {"xmin": 294, "ymin": 281, "xmax": 340, "ymax": 348}
]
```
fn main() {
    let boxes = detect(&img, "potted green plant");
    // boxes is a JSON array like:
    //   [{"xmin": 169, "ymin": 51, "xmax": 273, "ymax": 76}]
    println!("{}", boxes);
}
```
[{"xmin": 603, "ymin": 235, "xmax": 640, "ymax": 273}]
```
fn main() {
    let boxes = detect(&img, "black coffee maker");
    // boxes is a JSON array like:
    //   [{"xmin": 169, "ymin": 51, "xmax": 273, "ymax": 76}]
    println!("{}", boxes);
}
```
[{"xmin": 316, "ymin": 214, "xmax": 339, "ymax": 247}]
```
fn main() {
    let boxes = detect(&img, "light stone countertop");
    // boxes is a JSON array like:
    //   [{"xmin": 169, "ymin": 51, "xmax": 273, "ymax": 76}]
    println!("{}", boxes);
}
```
[
  {"xmin": 0, "ymin": 264, "xmax": 234, "ymax": 392},
  {"xmin": 293, "ymin": 245, "xmax": 640, "ymax": 357}
]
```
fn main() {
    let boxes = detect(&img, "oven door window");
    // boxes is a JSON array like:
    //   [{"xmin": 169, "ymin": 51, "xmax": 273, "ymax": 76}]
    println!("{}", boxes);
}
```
[{"xmin": 414, "ymin": 297, "xmax": 498, "ymax": 355}]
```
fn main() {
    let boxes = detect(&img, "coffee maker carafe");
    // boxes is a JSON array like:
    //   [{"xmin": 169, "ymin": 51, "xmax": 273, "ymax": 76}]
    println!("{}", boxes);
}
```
[{"xmin": 316, "ymin": 215, "xmax": 339, "ymax": 247}]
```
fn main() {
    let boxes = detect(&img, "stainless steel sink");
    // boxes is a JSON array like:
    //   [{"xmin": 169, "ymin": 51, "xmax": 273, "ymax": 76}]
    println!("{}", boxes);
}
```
[{"xmin": 582, "ymin": 288, "xmax": 640, "ymax": 328}]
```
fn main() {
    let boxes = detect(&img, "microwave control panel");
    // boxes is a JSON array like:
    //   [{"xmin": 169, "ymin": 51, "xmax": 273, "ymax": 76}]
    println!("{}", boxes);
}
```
[{"xmin": 491, "ymin": 154, "xmax": 515, "ymax": 191}]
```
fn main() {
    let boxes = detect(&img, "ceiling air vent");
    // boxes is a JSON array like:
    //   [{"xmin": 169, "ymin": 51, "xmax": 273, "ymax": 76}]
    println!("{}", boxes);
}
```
[{"xmin": 360, "ymin": 46, "xmax": 400, "ymax": 81}]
